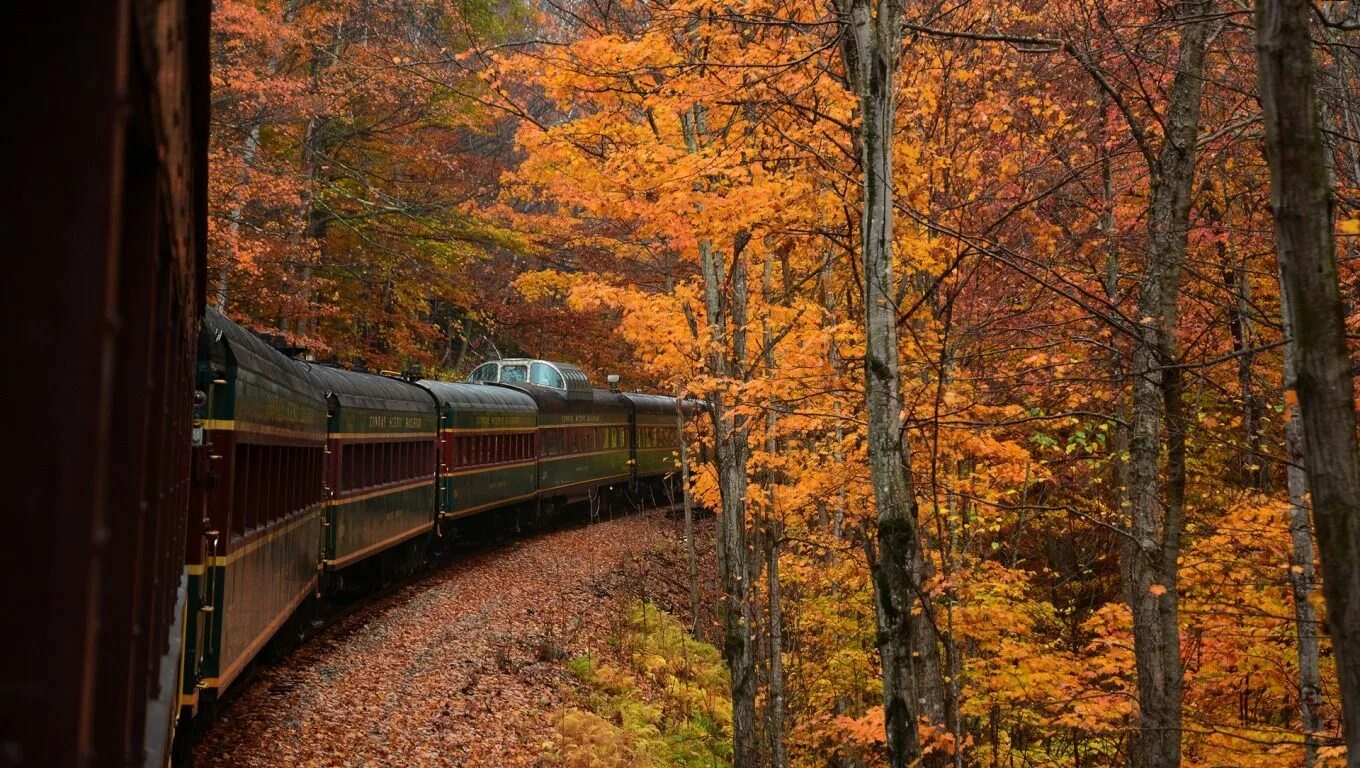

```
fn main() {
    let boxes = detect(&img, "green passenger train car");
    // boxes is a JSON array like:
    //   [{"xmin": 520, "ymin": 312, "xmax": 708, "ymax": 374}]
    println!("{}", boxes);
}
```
[
  {"xmin": 418, "ymin": 380, "xmax": 539, "ymax": 520},
  {"xmin": 184, "ymin": 310, "xmax": 329, "ymax": 711},
  {"xmin": 622, "ymin": 393, "xmax": 685, "ymax": 478},
  {"xmin": 300, "ymin": 365, "xmax": 438, "ymax": 571},
  {"xmin": 469, "ymin": 359, "xmax": 633, "ymax": 502}
]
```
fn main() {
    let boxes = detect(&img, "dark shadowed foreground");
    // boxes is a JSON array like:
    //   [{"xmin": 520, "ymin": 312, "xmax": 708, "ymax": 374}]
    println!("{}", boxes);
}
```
[{"xmin": 194, "ymin": 511, "xmax": 710, "ymax": 767}]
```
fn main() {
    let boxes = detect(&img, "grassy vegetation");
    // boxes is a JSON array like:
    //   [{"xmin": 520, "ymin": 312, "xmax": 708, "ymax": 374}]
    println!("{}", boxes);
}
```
[{"xmin": 546, "ymin": 602, "xmax": 732, "ymax": 768}]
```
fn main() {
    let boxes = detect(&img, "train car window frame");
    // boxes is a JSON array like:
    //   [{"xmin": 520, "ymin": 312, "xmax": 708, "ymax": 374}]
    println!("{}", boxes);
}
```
[{"xmin": 530, "ymin": 362, "xmax": 565, "ymax": 388}]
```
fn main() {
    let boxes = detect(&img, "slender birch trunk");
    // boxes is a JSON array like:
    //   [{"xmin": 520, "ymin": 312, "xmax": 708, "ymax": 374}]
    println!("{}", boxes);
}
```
[
  {"xmin": 677, "ymin": 393, "xmax": 700, "ymax": 636},
  {"xmin": 835, "ymin": 0, "xmax": 937, "ymax": 763},
  {"xmin": 1282, "ymin": 305, "xmax": 1324, "ymax": 767}
]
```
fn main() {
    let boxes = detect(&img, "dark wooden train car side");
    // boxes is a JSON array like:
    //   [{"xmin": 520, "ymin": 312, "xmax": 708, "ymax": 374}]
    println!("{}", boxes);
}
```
[
  {"xmin": 303, "ymin": 367, "xmax": 438, "ymax": 571},
  {"xmin": 3, "ymin": 2, "xmax": 209, "ymax": 766},
  {"xmin": 419, "ymin": 380, "xmax": 539, "ymax": 521},
  {"xmin": 182, "ymin": 312, "xmax": 328, "ymax": 710}
]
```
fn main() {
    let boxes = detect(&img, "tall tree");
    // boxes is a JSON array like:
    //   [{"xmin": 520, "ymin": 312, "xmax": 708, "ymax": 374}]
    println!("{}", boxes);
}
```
[
  {"xmin": 687, "ymin": 95, "xmax": 759, "ymax": 768},
  {"xmin": 1120, "ymin": 5, "xmax": 1210, "ymax": 767},
  {"xmin": 835, "ymin": 0, "xmax": 940, "ymax": 763},
  {"xmin": 1257, "ymin": 0, "xmax": 1360, "ymax": 757}
]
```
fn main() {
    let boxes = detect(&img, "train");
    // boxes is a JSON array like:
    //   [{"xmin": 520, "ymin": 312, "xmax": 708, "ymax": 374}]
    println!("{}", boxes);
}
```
[
  {"xmin": 4, "ymin": 5, "xmax": 693, "ymax": 767},
  {"xmin": 7, "ymin": 2, "xmax": 210, "ymax": 767},
  {"xmin": 180, "ymin": 310, "xmax": 691, "ymax": 734}
]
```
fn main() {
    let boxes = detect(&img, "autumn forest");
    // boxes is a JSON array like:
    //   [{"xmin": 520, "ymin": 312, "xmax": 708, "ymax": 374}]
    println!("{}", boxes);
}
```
[{"xmin": 210, "ymin": 0, "xmax": 1360, "ymax": 766}]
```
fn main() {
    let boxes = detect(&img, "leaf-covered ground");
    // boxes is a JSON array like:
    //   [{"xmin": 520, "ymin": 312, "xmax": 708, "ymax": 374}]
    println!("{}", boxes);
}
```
[{"xmin": 193, "ymin": 510, "xmax": 716, "ymax": 767}]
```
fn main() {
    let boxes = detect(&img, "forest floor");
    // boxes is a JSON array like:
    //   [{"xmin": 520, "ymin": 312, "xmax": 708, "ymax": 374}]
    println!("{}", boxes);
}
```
[{"xmin": 192, "ymin": 508, "xmax": 717, "ymax": 768}]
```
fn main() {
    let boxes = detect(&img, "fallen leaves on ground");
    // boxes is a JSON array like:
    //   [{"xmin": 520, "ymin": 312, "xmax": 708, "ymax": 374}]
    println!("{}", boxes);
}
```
[{"xmin": 194, "ymin": 510, "xmax": 715, "ymax": 768}]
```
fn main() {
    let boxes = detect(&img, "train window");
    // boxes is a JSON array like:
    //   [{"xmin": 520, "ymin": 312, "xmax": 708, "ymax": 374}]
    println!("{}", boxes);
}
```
[
  {"xmin": 231, "ymin": 445, "xmax": 248, "ymax": 537},
  {"xmin": 470, "ymin": 363, "xmax": 496, "ymax": 382},
  {"xmin": 342, "ymin": 445, "xmax": 354, "ymax": 491},
  {"xmin": 263, "ymin": 446, "xmax": 275, "ymax": 524},
  {"xmin": 501, "ymin": 363, "xmax": 528, "ymax": 383},
  {"xmin": 284, "ymin": 448, "xmax": 294, "ymax": 516},
  {"xmin": 531, "ymin": 362, "xmax": 564, "ymax": 388}
]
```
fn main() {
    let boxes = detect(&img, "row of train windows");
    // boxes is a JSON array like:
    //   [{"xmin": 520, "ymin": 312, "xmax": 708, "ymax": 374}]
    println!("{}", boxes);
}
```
[
  {"xmin": 230, "ymin": 445, "xmax": 325, "ymax": 538},
  {"xmin": 637, "ymin": 425, "xmax": 679, "ymax": 449},
  {"xmin": 448, "ymin": 432, "xmax": 535, "ymax": 469},
  {"xmin": 337, "ymin": 439, "xmax": 435, "ymax": 493},
  {"xmin": 540, "ymin": 425, "xmax": 629, "ymax": 457}
]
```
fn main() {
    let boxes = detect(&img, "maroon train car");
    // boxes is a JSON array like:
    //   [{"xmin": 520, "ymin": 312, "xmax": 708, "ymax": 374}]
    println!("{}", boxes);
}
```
[{"xmin": 3, "ymin": 3, "xmax": 209, "ymax": 767}]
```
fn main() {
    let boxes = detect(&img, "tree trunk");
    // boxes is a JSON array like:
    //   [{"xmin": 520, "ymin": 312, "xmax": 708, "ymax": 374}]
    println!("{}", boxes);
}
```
[
  {"xmin": 687, "ymin": 95, "xmax": 759, "ymax": 768},
  {"xmin": 762, "ymin": 254, "xmax": 789, "ymax": 768},
  {"xmin": 1283, "ymin": 319, "xmax": 1323, "ymax": 767},
  {"xmin": 766, "ymin": 519, "xmax": 788, "ymax": 768},
  {"xmin": 1257, "ymin": 0, "xmax": 1360, "ymax": 755},
  {"xmin": 218, "ymin": 123, "xmax": 260, "ymax": 312},
  {"xmin": 1213, "ymin": 199, "xmax": 1267, "ymax": 491},
  {"xmin": 836, "ymin": 0, "xmax": 936, "ymax": 763},
  {"xmin": 1123, "ymin": 5, "xmax": 1209, "ymax": 768},
  {"xmin": 677, "ymin": 393, "xmax": 701, "ymax": 636}
]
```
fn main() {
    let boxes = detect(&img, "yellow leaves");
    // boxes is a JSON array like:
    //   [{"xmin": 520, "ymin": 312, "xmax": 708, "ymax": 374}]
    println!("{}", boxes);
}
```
[
  {"xmin": 1148, "ymin": 584, "xmax": 1167, "ymax": 597},
  {"xmin": 1339, "ymin": 218, "xmax": 1360, "ymax": 235},
  {"xmin": 514, "ymin": 269, "xmax": 580, "ymax": 302}
]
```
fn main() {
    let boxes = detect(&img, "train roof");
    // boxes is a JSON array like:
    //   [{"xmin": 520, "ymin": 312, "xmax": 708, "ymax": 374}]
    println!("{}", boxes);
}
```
[
  {"xmin": 417, "ymin": 379, "xmax": 537, "ymax": 412},
  {"xmin": 203, "ymin": 309, "xmax": 322, "ymax": 399},
  {"xmin": 300, "ymin": 363, "xmax": 432, "ymax": 413},
  {"xmin": 621, "ymin": 392, "xmax": 683, "ymax": 416},
  {"xmin": 488, "ymin": 381, "xmax": 629, "ymax": 415}
]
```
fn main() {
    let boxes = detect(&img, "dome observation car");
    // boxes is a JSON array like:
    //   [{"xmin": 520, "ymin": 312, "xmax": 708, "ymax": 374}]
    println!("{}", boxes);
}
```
[{"xmin": 468, "ymin": 359, "xmax": 594, "ymax": 401}]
